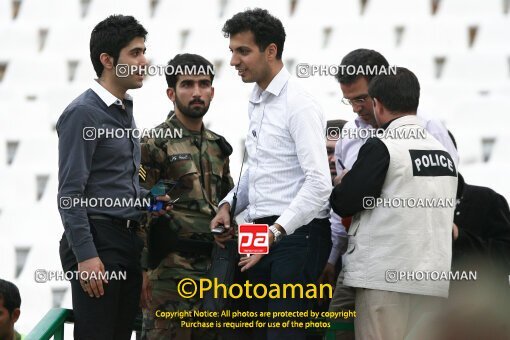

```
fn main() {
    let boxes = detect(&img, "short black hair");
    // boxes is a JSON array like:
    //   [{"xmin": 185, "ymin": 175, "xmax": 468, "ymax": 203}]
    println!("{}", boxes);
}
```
[
  {"xmin": 90, "ymin": 15, "xmax": 147, "ymax": 77},
  {"xmin": 368, "ymin": 67, "xmax": 420, "ymax": 113},
  {"xmin": 0, "ymin": 279, "xmax": 21, "ymax": 316},
  {"xmin": 222, "ymin": 8, "xmax": 286, "ymax": 59},
  {"xmin": 326, "ymin": 119, "xmax": 347, "ymax": 137},
  {"xmin": 336, "ymin": 49, "xmax": 389, "ymax": 84},
  {"xmin": 448, "ymin": 130, "xmax": 458, "ymax": 150},
  {"xmin": 165, "ymin": 53, "xmax": 215, "ymax": 88}
]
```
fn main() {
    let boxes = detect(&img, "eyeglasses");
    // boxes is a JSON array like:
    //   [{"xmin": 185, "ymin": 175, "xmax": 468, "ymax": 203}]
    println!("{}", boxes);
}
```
[{"xmin": 341, "ymin": 94, "xmax": 369, "ymax": 106}]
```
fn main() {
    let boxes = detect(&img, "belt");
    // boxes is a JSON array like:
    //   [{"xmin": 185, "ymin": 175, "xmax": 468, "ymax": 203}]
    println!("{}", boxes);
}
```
[
  {"xmin": 88, "ymin": 214, "xmax": 140, "ymax": 230},
  {"xmin": 173, "ymin": 238, "xmax": 213, "ymax": 256},
  {"xmin": 253, "ymin": 215, "xmax": 280, "ymax": 226}
]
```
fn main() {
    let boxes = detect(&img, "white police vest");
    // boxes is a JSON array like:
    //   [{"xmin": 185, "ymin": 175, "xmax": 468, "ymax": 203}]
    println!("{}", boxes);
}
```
[{"xmin": 343, "ymin": 115, "xmax": 457, "ymax": 298}]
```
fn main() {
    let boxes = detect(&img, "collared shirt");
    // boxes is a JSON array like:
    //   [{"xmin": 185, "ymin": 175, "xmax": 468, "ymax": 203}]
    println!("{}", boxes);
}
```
[
  {"xmin": 90, "ymin": 79, "xmax": 133, "ymax": 106},
  {"xmin": 328, "ymin": 113, "xmax": 460, "ymax": 265},
  {"xmin": 221, "ymin": 67, "xmax": 331, "ymax": 235},
  {"xmin": 57, "ymin": 80, "xmax": 147, "ymax": 262}
]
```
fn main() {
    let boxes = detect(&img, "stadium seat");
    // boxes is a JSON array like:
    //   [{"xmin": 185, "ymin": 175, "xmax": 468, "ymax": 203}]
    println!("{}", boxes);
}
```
[
  {"xmin": 85, "ymin": 0, "xmax": 152, "ymax": 25},
  {"xmin": 489, "ymin": 134, "xmax": 510, "ymax": 163},
  {"xmin": 441, "ymin": 52, "xmax": 510, "ymax": 89},
  {"xmin": 436, "ymin": 0, "xmax": 507, "ymax": 19},
  {"xmin": 0, "ymin": 238, "xmax": 16, "ymax": 281},
  {"xmin": 0, "ymin": 25, "xmax": 40, "ymax": 60},
  {"xmin": 473, "ymin": 18, "xmax": 510, "ymax": 53},
  {"xmin": 291, "ymin": 0, "xmax": 362, "ymax": 25},
  {"xmin": 363, "ymin": 0, "xmax": 433, "ymax": 21},
  {"xmin": 15, "ymin": 0, "xmax": 81, "ymax": 27},
  {"xmin": 0, "ymin": 0, "xmax": 14, "ymax": 23},
  {"xmin": 399, "ymin": 19, "xmax": 472, "ymax": 55}
]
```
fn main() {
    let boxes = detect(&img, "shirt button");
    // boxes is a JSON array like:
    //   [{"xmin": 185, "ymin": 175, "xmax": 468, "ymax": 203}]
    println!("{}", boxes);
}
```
[{"xmin": 456, "ymin": 211, "xmax": 460, "ymax": 215}]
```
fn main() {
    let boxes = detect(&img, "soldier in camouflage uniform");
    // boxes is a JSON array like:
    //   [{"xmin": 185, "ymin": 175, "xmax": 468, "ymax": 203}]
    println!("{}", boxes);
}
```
[{"xmin": 139, "ymin": 54, "xmax": 234, "ymax": 339}]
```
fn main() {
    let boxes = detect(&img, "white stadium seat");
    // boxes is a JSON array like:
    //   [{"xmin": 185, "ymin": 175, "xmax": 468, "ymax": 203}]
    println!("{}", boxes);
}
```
[
  {"xmin": 0, "ymin": 238, "xmax": 16, "ymax": 281},
  {"xmin": 15, "ymin": 0, "xmax": 81, "ymax": 27},
  {"xmin": 473, "ymin": 18, "xmax": 510, "ymax": 53},
  {"xmin": 0, "ymin": 0, "xmax": 14, "ymax": 23},
  {"xmin": 364, "ymin": 0, "xmax": 433, "ymax": 21},
  {"xmin": 85, "ymin": 0, "xmax": 152, "ymax": 25},
  {"xmin": 436, "ymin": 0, "xmax": 507, "ymax": 19}
]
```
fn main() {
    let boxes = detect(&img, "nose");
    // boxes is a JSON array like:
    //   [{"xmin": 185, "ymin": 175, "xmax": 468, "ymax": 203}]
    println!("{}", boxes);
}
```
[
  {"xmin": 139, "ymin": 53, "xmax": 147, "ymax": 67},
  {"xmin": 192, "ymin": 84, "xmax": 201, "ymax": 97},
  {"xmin": 352, "ymin": 104, "xmax": 362, "ymax": 114},
  {"xmin": 230, "ymin": 53, "xmax": 239, "ymax": 67}
]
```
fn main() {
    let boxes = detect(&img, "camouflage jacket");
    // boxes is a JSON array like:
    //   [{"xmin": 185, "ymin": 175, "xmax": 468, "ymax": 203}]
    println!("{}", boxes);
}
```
[{"xmin": 138, "ymin": 112, "xmax": 234, "ymax": 269}]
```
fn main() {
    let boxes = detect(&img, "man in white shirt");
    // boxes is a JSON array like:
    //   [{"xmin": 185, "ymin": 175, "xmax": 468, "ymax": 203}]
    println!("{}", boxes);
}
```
[{"xmin": 211, "ymin": 8, "xmax": 332, "ymax": 340}]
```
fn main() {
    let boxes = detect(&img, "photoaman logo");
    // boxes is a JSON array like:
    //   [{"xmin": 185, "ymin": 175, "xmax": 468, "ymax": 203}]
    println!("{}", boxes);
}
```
[{"xmin": 238, "ymin": 224, "xmax": 269, "ymax": 255}]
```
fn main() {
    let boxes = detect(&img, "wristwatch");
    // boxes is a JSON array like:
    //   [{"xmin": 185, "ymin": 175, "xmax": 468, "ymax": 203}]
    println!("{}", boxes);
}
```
[{"xmin": 269, "ymin": 225, "xmax": 284, "ymax": 243}]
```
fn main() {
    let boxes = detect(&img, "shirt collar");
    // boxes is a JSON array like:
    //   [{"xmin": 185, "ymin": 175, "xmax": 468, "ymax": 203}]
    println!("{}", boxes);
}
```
[
  {"xmin": 90, "ymin": 79, "xmax": 133, "ymax": 107},
  {"xmin": 353, "ymin": 116, "xmax": 373, "ymax": 129},
  {"xmin": 249, "ymin": 67, "xmax": 290, "ymax": 103}
]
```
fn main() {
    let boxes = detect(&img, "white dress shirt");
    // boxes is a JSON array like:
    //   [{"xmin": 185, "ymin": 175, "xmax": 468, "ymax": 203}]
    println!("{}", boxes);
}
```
[
  {"xmin": 91, "ymin": 79, "xmax": 133, "ymax": 105},
  {"xmin": 328, "ymin": 112, "xmax": 459, "ymax": 265},
  {"xmin": 221, "ymin": 67, "xmax": 331, "ymax": 235}
]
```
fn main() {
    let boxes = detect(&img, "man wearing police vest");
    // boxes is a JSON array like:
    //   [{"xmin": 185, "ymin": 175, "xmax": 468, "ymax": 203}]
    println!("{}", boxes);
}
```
[{"xmin": 330, "ymin": 67, "xmax": 457, "ymax": 339}]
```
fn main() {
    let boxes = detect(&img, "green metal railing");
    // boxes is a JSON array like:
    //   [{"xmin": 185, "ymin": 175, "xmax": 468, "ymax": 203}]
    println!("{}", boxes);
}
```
[
  {"xmin": 25, "ymin": 308, "xmax": 72, "ymax": 340},
  {"xmin": 25, "ymin": 308, "xmax": 143, "ymax": 340},
  {"xmin": 26, "ymin": 308, "xmax": 352, "ymax": 339}
]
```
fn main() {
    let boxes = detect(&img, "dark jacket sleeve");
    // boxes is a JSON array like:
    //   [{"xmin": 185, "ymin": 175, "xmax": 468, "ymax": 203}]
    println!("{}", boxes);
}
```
[{"xmin": 330, "ymin": 137, "xmax": 390, "ymax": 217}]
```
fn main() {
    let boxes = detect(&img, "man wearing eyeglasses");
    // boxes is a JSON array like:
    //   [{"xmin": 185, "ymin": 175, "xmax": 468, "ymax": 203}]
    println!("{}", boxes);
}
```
[{"xmin": 327, "ymin": 49, "xmax": 459, "ymax": 339}]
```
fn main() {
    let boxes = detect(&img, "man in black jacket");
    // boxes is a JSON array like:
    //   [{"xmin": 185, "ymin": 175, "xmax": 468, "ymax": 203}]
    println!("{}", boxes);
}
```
[{"xmin": 452, "ymin": 173, "xmax": 510, "ymax": 275}]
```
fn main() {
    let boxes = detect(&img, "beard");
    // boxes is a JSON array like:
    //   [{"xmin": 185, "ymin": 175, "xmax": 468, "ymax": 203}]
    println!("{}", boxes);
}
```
[{"xmin": 175, "ymin": 96, "xmax": 210, "ymax": 118}]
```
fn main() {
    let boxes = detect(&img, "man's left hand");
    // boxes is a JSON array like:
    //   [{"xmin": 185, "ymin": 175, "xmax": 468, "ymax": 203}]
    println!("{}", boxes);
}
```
[
  {"xmin": 239, "ymin": 254, "xmax": 265, "ymax": 272},
  {"xmin": 317, "ymin": 262, "xmax": 336, "ymax": 305},
  {"xmin": 151, "ymin": 195, "xmax": 173, "ymax": 217}
]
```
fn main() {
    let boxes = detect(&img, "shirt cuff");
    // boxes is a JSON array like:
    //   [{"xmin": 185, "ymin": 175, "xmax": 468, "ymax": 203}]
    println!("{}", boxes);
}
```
[
  {"xmin": 219, "ymin": 197, "xmax": 234, "ymax": 210},
  {"xmin": 276, "ymin": 209, "xmax": 299, "ymax": 235},
  {"xmin": 73, "ymin": 240, "xmax": 99, "ymax": 263}
]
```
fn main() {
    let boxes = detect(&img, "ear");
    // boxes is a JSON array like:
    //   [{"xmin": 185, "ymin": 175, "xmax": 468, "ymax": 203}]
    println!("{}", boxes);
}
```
[
  {"xmin": 11, "ymin": 308, "xmax": 20, "ymax": 323},
  {"xmin": 99, "ymin": 53, "xmax": 114, "ymax": 71},
  {"xmin": 373, "ymin": 97, "xmax": 381, "ymax": 115},
  {"xmin": 167, "ymin": 87, "xmax": 176, "ymax": 102},
  {"xmin": 210, "ymin": 86, "xmax": 215, "ymax": 101},
  {"xmin": 265, "ymin": 43, "xmax": 278, "ymax": 61}
]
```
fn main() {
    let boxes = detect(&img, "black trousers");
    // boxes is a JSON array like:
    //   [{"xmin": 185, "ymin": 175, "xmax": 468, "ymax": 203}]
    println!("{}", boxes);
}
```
[
  {"xmin": 246, "ymin": 218, "xmax": 332, "ymax": 340},
  {"xmin": 60, "ymin": 219, "xmax": 144, "ymax": 340}
]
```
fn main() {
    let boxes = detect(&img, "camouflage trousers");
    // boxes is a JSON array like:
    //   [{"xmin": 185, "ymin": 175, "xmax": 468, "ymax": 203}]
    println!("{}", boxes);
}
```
[{"xmin": 141, "ymin": 252, "xmax": 219, "ymax": 340}]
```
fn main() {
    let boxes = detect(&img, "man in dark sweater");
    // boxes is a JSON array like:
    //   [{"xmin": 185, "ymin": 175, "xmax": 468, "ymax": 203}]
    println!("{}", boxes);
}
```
[{"xmin": 57, "ymin": 15, "xmax": 167, "ymax": 339}]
